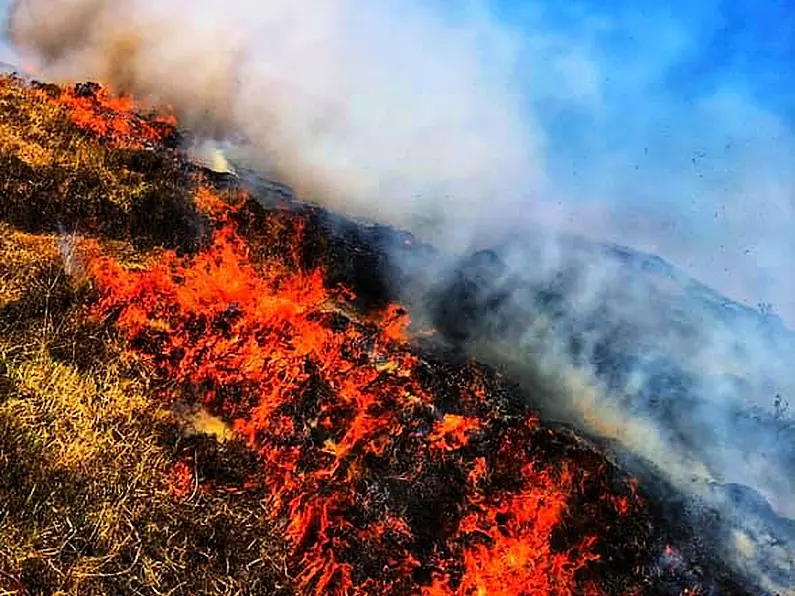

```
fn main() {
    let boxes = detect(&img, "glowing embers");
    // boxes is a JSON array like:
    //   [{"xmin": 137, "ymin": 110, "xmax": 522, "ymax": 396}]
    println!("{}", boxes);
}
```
[
  {"xmin": 88, "ymin": 219, "xmax": 643, "ymax": 595},
  {"xmin": 47, "ymin": 82, "xmax": 176, "ymax": 149}
]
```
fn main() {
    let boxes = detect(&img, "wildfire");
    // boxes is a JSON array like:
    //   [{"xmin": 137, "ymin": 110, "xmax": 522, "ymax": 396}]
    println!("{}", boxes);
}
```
[
  {"xmin": 15, "ymin": 74, "xmax": 722, "ymax": 595},
  {"xmin": 41, "ymin": 81, "xmax": 176, "ymax": 149},
  {"xmin": 83, "ymin": 184, "xmax": 651, "ymax": 595},
  {"xmin": 0, "ymin": 74, "xmax": 753, "ymax": 596}
]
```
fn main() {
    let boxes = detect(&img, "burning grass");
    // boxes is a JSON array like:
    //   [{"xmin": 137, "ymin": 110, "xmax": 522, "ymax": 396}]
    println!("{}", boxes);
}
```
[
  {"xmin": 0, "ymin": 231, "xmax": 292, "ymax": 594},
  {"xmin": 83, "ymin": 209, "xmax": 682, "ymax": 595},
  {"xmin": 0, "ymin": 75, "xmax": 200, "ymax": 252},
  {"xmin": 0, "ymin": 75, "xmax": 290, "ymax": 595},
  {"xmin": 0, "ymin": 74, "xmax": 755, "ymax": 595},
  {"xmin": 52, "ymin": 81, "xmax": 177, "ymax": 150}
]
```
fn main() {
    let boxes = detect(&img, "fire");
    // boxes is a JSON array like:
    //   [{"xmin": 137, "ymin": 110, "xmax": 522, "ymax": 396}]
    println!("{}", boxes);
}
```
[
  {"xmin": 423, "ymin": 454, "xmax": 600, "ymax": 595},
  {"xmin": 0, "ymin": 72, "xmax": 754, "ymax": 595},
  {"xmin": 12, "ymin": 74, "xmax": 715, "ymax": 594},
  {"xmin": 41, "ymin": 81, "xmax": 176, "ymax": 149},
  {"xmin": 170, "ymin": 460, "xmax": 194, "ymax": 499},
  {"xmin": 428, "ymin": 414, "xmax": 481, "ymax": 452},
  {"xmin": 83, "ymin": 186, "xmax": 649, "ymax": 595}
]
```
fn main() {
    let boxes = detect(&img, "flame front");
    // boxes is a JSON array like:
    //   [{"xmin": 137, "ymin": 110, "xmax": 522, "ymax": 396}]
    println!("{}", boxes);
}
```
[
  {"xmin": 40, "ymin": 81, "xmax": 176, "ymax": 149},
  {"xmin": 83, "ymin": 188, "xmax": 651, "ymax": 595}
]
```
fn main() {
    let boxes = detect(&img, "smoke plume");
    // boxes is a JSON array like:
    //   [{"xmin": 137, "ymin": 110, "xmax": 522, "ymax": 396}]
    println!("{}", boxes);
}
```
[
  {"xmin": 6, "ymin": 0, "xmax": 795, "ymax": 593},
  {"xmin": 7, "ymin": 0, "xmax": 544, "ymax": 242}
]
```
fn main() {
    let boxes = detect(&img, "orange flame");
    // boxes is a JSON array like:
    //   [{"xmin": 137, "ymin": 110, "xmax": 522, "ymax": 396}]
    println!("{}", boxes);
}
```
[
  {"xmin": 44, "ymin": 82, "xmax": 176, "ymax": 149},
  {"xmin": 428, "ymin": 414, "xmax": 481, "ymax": 452},
  {"xmin": 84, "ymin": 190, "xmax": 648, "ymax": 594},
  {"xmin": 170, "ymin": 460, "xmax": 193, "ymax": 499}
]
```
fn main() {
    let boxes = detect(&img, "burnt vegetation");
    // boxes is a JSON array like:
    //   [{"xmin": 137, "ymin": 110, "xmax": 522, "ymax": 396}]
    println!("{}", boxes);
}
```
[{"xmin": 0, "ymin": 74, "xmax": 759, "ymax": 595}]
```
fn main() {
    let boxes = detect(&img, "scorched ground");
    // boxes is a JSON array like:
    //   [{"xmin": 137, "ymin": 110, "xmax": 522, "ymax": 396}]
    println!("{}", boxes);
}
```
[{"xmin": 0, "ymin": 75, "xmax": 755, "ymax": 595}]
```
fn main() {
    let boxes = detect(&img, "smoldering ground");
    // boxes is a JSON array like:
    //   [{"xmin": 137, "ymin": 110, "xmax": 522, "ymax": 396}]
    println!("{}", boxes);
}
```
[{"xmin": 6, "ymin": 0, "xmax": 795, "ymax": 593}]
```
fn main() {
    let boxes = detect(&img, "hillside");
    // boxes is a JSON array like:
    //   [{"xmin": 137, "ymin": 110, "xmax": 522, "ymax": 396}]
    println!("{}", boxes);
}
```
[{"xmin": 0, "ymin": 74, "xmax": 759, "ymax": 595}]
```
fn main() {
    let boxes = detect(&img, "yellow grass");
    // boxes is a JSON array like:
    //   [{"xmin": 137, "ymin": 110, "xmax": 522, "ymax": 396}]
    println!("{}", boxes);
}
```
[{"xmin": 0, "ymin": 74, "xmax": 289, "ymax": 595}]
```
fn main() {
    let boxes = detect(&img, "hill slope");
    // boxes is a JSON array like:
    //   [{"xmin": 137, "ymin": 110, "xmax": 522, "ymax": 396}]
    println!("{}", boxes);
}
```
[{"xmin": 0, "ymin": 75, "xmax": 759, "ymax": 595}]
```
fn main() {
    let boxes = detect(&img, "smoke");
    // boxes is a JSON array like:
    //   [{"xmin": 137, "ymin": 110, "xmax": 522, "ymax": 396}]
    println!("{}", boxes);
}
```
[
  {"xmin": 6, "ymin": 0, "xmax": 795, "ymax": 593},
  {"xmin": 6, "ymin": 0, "xmax": 547, "ymax": 243},
  {"xmin": 426, "ymin": 225, "xmax": 795, "ymax": 593}
]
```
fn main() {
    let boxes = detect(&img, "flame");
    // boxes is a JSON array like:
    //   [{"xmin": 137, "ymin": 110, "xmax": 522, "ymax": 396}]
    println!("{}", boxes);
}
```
[
  {"xmin": 42, "ymin": 81, "xmax": 176, "ymax": 149},
  {"xmin": 25, "ymin": 77, "xmax": 708, "ymax": 595},
  {"xmin": 428, "ymin": 414, "xmax": 481, "ymax": 452},
  {"xmin": 170, "ymin": 460, "xmax": 193, "ymax": 499},
  {"xmin": 82, "ymin": 185, "xmax": 652, "ymax": 595},
  {"xmin": 423, "ymin": 452, "xmax": 600, "ymax": 596}
]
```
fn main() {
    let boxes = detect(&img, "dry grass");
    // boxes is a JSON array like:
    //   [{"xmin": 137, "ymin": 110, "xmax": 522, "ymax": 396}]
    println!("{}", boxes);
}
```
[
  {"xmin": 0, "ymin": 75, "xmax": 291, "ymax": 595},
  {"xmin": 0, "ymin": 75, "xmax": 205, "ymax": 254},
  {"xmin": 0, "ymin": 348, "xmax": 289, "ymax": 595},
  {"xmin": 0, "ymin": 77, "xmax": 152, "ymax": 208}
]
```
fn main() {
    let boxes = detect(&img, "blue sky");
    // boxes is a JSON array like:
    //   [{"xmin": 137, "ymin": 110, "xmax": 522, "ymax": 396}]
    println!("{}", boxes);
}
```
[
  {"xmin": 2, "ymin": 0, "xmax": 794, "ymax": 322},
  {"xmin": 483, "ymin": 0, "xmax": 795, "ymax": 321}
]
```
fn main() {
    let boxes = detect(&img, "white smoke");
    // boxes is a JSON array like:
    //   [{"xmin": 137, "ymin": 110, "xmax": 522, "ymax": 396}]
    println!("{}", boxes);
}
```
[{"xmin": 7, "ymin": 0, "xmax": 546, "ymax": 241}]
